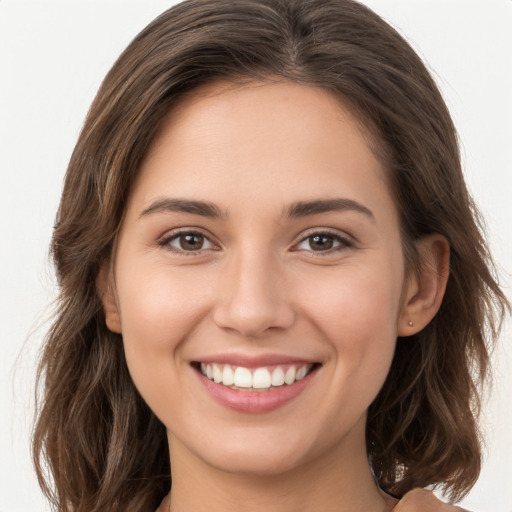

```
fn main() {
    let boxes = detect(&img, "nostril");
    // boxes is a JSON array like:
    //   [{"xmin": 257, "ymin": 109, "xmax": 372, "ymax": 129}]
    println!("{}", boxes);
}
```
[{"xmin": 212, "ymin": 302, "xmax": 296, "ymax": 338}]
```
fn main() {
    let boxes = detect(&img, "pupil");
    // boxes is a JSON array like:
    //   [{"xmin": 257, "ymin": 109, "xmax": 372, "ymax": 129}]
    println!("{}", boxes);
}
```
[
  {"xmin": 181, "ymin": 234, "xmax": 203, "ymax": 250},
  {"xmin": 310, "ymin": 235, "xmax": 333, "ymax": 251}
]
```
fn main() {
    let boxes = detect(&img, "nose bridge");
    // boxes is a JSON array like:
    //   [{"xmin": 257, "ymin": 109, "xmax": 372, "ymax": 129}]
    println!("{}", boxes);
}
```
[{"xmin": 213, "ymin": 243, "xmax": 294, "ymax": 336}]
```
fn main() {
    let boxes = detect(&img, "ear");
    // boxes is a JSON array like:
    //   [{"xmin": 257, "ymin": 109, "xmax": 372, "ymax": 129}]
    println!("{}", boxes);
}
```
[
  {"xmin": 96, "ymin": 263, "xmax": 122, "ymax": 334},
  {"xmin": 398, "ymin": 234, "xmax": 450, "ymax": 336}
]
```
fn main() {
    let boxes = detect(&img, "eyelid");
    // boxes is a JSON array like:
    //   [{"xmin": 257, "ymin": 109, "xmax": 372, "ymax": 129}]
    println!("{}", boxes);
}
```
[
  {"xmin": 291, "ymin": 228, "xmax": 355, "ymax": 253},
  {"xmin": 156, "ymin": 226, "xmax": 354, "ymax": 255},
  {"xmin": 157, "ymin": 227, "xmax": 220, "ymax": 254}
]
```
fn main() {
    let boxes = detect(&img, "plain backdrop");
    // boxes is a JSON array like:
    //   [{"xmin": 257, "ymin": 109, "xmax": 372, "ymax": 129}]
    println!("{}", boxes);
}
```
[{"xmin": 1, "ymin": 1, "xmax": 511, "ymax": 511}]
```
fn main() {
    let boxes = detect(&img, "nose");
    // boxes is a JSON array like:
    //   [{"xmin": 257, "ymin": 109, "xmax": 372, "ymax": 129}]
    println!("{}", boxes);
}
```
[{"xmin": 212, "ymin": 250, "xmax": 295, "ymax": 338}]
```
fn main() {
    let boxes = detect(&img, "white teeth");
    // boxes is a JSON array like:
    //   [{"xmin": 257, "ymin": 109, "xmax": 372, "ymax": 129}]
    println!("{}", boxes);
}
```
[
  {"xmin": 284, "ymin": 366, "xmax": 296, "ymax": 385},
  {"xmin": 200, "ymin": 363, "xmax": 314, "ymax": 390},
  {"xmin": 253, "ymin": 368, "xmax": 272, "ymax": 389},
  {"xmin": 233, "ymin": 367, "xmax": 253, "ymax": 388},
  {"xmin": 212, "ymin": 363, "xmax": 222, "ymax": 383},
  {"xmin": 296, "ymin": 365, "xmax": 307, "ymax": 380},
  {"xmin": 222, "ymin": 365, "xmax": 234, "ymax": 386},
  {"xmin": 271, "ymin": 366, "xmax": 285, "ymax": 386}
]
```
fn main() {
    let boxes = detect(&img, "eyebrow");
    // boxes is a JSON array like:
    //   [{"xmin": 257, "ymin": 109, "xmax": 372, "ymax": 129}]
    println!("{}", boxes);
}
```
[
  {"xmin": 139, "ymin": 197, "xmax": 374, "ymax": 222},
  {"xmin": 286, "ymin": 198, "xmax": 375, "ymax": 221},
  {"xmin": 140, "ymin": 198, "xmax": 225, "ymax": 219}
]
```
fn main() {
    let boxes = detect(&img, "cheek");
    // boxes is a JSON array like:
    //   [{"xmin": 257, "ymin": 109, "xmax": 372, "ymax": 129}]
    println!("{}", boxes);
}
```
[
  {"xmin": 298, "ymin": 263, "xmax": 402, "ymax": 396},
  {"xmin": 113, "ymin": 263, "xmax": 217, "ymax": 426},
  {"xmin": 301, "ymin": 261, "xmax": 403, "ymax": 337},
  {"xmin": 114, "ymin": 262, "xmax": 214, "ymax": 382}
]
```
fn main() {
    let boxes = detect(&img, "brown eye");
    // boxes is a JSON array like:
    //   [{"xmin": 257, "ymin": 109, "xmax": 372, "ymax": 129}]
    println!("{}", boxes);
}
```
[
  {"xmin": 163, "ymin": 231, "xmax": 215, "ymax": 253},
  {"xmin": 179, "ymin": 233, "xmax": 205, "ymax": 250},
  {"xmin": 308, "ymin": 235, "xmax": 334, "ymax": 251},
  {"xmin": 295, "ymin": 232, "xmax": 352, "ymax": 253}
]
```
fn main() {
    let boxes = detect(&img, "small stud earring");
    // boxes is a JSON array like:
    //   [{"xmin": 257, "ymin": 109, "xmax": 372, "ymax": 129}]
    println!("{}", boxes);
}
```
[{"xmin": 408, "ymin": 321, "xmax": 414, "ymax": 327}]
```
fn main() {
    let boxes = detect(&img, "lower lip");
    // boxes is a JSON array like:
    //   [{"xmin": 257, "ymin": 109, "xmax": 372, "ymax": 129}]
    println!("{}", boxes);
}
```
[{"xmin": 196, "ymin": 367, "xmax": 318, "ymax": 414}]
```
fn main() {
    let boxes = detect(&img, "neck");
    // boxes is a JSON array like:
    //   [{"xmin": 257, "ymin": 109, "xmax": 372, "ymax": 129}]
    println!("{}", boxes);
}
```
[{"xmin": 165, "ymin": 419, "xmax": 396, "ymax": 512}]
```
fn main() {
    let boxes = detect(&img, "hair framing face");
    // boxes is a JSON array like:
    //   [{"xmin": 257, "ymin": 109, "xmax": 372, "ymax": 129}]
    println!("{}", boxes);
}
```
[{"xmin": 32, "ymin": 1, "xmax": 509, "ymax": 511}]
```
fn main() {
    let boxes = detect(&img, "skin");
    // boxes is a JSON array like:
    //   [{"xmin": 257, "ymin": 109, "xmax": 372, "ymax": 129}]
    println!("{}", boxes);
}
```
[
  {"xmin": 393, "ymin": 489, "xmax": 470, "ymax": 512},
  {"xmin": 101, "ymin": 80, "xmax": 450, "ymax": 512}
]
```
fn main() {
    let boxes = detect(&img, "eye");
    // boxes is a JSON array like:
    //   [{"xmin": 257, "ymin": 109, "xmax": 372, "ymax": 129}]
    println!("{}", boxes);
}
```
[
  {"xmin": 295, "ymin": 231, "xmax": 352, "ymax": 253},
  {"xmin": 160, "ymin": 231, "xmax": 216, "ymax": 253}
]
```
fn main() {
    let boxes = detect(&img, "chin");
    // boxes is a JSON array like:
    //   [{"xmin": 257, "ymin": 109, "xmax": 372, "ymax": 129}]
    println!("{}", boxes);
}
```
[
  {"xmin": 168, "ymin": 420, "xmax": 302, "ymax": 475},
  {"xmin": 205, "ymin": 446, "xmax": 307, "ymax": 477},
  {"xmin": 182, "ymin": 421, "xmax": 341, "ymax": 478}
]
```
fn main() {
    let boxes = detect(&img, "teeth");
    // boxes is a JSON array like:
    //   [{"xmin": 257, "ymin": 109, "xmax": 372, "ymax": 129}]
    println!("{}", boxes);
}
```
[
  {"xmin": 296, "ymin": 365, "xmax": 307, "ymax": 380},
  {"xmin": 271, "ymin": 366, "xmax": 285, "ymax": 386},
  {"xmin": 253, "ymin": 368, "xmax": 272, "ymax": 389},
  {"xmin": 284, "ymin": 366, "xmax": 296, "ymax": 385},
  {"xmin": 200, "ymin": 363, "xmax": 313, "ymax": 390},
  {"xmin": 212, "ymin": 363, "xmax": 222, "ymax": 383},
  {"xmin": 222, "ymin": 365, "xmax": 234, "ymax": 386},
  {"xmin": 234, "ymin": 367, "xmax": 253, "ymax": 388}
]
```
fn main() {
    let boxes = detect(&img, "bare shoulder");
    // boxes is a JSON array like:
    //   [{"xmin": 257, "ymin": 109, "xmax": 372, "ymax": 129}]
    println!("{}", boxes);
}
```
[{"xmin": 393, "ymin": 489, "xmax": 471, "ymax": 512}]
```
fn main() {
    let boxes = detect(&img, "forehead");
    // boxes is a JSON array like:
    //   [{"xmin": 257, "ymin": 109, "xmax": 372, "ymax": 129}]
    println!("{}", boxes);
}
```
[
  {"xmin": 128, "ymin": 80, "xmax": 393, "ymax": 221},
  {"xmin": 149, "ymin": 79, "xmax": 381, "ymax": 164}
]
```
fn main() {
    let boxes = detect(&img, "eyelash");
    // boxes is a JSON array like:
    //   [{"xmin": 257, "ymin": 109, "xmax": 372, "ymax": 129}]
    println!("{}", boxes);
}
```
[
  {"xmin": 157, "ymin": 228, "xmax": 354, "ymax": 256},
  {"xmin": 293, "ymin": 229, "xmax": 354, "ymax": 255},
  {"xmin": 157, "ymin": 229, "xmax": 218, "ymax": 255}
]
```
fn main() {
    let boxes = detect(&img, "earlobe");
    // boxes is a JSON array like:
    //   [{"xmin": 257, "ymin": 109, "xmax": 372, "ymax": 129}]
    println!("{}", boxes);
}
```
[
  {"xmin": 398, "ymin": 234, "xmax": 450, "ymax": 337},
  {"xmin": 96, "ymin": 263, "xmax": 122, "ymax": 334}
]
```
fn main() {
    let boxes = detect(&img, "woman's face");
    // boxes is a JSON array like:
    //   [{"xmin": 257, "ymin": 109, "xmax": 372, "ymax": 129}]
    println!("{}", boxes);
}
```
[{"xmin": 107, "ymin": 80, "xmax": 410, "ymax": 476}]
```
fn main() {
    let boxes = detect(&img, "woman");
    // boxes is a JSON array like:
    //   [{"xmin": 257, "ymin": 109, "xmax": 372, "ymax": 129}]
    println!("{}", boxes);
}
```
[{"xmin": 32, "ymin": 1, "xmax": 508, "ymax": 511}]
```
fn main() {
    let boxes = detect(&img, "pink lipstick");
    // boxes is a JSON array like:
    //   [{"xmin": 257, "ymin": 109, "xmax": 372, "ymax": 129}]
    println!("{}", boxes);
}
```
[{"xmin": 193, "ymin": 355, "xmax": 320, "ymax": 413}]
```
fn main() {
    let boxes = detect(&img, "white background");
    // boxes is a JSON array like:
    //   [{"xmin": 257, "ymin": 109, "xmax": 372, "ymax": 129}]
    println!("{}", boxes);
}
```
[{"xmin": 1, "ymin": 1, "xmax": 510, "ymax": 511}]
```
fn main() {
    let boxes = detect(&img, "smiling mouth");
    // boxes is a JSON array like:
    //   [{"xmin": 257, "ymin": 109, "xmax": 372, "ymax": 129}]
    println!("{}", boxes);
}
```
[{"xmin": 193, "ymin": 362, "xmax": 320, "ymax": 392}]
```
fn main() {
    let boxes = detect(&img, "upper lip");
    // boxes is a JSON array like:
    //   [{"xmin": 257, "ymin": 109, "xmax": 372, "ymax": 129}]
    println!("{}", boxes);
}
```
[{"xmin": 193, "ymin": 353, "xmax": 320, "ymax": 368}]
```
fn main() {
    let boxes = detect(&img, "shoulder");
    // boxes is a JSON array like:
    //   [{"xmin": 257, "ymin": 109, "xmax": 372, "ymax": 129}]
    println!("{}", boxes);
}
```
[{"xmin": 393, "ymin": 489, "xmax": 472, "ymax": 512}]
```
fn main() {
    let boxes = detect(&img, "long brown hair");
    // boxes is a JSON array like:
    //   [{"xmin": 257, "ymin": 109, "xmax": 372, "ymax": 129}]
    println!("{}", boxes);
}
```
[{"xmin": 33, "ymin": 1, "xmax": 509, "ymax": 510}]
